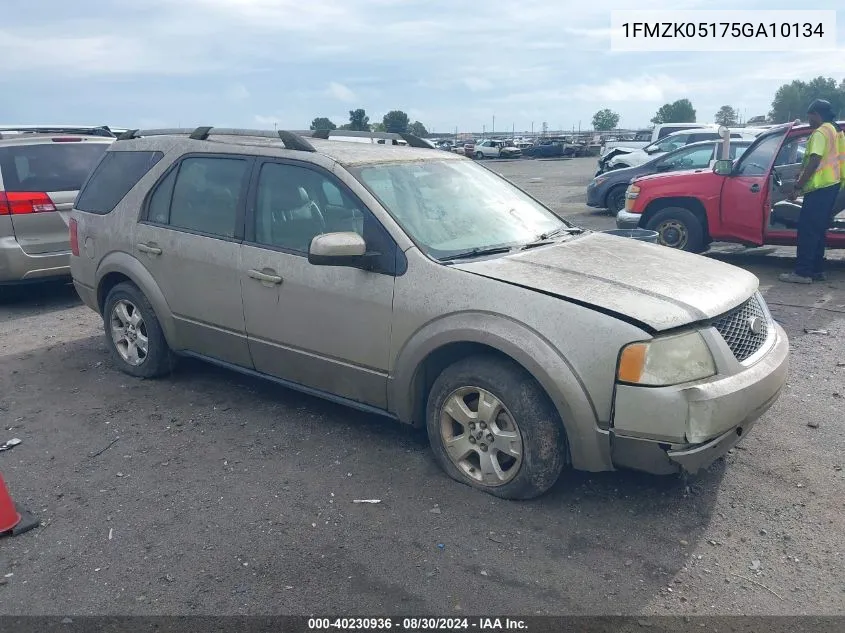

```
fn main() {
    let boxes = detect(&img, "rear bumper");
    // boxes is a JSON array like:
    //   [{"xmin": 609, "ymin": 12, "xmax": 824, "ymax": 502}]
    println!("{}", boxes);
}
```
[
  {"xmin": 611, "ymin": 322, "xmax": 789, "ymax": 475},
  {"xmin": 72, "ymin": 278, "xmax": 99, "ymax": 313},
  {"xmin": 0, "ymin": 236, "xmax": 70, "ymax": 284},
  {"xmin": 616, "ymin": 209, "xmax": 642, "ymax": 230}
]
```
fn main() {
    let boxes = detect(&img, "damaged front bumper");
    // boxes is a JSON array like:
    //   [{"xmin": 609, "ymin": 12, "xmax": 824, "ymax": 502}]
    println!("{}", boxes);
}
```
[{"xmin": 610, "ymin": 321, "xmax": 789, "ymax": 476}]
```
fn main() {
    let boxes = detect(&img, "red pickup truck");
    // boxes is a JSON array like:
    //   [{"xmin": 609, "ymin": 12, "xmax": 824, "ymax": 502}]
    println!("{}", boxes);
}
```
[{"xmin": 616, "ymin": 121, "xmax": 845, "ymax": 252}]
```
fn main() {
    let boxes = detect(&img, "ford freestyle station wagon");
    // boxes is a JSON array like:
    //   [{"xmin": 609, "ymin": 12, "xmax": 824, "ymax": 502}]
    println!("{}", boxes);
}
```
[{"xmin": 70, "ymin": 127, "xmax": 790, "ymax": 499}]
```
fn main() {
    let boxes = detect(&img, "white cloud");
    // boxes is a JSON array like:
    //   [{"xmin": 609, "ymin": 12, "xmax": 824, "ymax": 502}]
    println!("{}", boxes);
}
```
[
  {"xmin": 253, "ymin": 113, "xmax": 283, "ymax": 126},
  {"xmin": 574, "ymin": 75, "xmax": 702, "ymax": 103},
  {"xmin": 327, "ymin": 82, "xmax": 357, "ymax": 102},
  {"xmin": 463, "ymin": 77, "xmax": 493, "ymax": 92},
  {"xmin": 226, "ymin": 83, "xmax": 250, "ymax": 101}
]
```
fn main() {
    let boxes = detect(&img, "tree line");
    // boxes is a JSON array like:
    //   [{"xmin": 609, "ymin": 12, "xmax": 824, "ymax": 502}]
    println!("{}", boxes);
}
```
[
  {"xmin": 311, "ymin": 109, "xmax": 428, "ymax": 137},
  {"xmin": 591, "ymin": 76, "xmax": 845, "ymax": 131}
]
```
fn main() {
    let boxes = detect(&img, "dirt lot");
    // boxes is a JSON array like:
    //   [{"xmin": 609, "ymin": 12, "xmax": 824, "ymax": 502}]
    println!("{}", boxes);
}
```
[{"xmin": 1, "ymin": 157, "xmax": 844, "ymax": 616}]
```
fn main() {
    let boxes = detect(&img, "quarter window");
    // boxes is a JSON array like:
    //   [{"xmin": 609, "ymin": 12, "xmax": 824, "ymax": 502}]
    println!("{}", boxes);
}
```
[{"xmin": 74, "ymin": 149, "xmax": 161, "ymax": 213}]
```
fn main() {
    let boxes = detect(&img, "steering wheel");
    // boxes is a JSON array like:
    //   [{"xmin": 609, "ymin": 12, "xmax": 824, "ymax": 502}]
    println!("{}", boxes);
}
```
[{"xmin": 308, "ymin": 200, "xmax": 326, "ymax": 231}]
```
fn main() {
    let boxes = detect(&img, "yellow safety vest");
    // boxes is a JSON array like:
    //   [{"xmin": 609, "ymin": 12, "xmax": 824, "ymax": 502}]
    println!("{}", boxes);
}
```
[
  {"xmin": 804, "ymin": 122, "xmax": 842, "ymax": 193},
  {"xmin": 838, "ymin": 127, "xmax": 845, "ymax": 186}
]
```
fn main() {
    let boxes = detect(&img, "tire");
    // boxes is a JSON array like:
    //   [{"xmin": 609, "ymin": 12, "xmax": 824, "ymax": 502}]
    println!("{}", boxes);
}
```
[
  {"xmin": 475, "ymin": 151, "xmax": 484, "ymax": 160},
  {"xmin": 606, "ymin": 186, "xmax": 627, "ymax": 214},
  {"xmin": 426, "ymin": 355, "xmax": 566, "ymax": 500},
  {"xmin": 103, "ymin": 282, "xmax": 174, "ymax": 378},
  {"xmin": 645, "ymin": 207, "xmax": 705, "ymax": 253}
]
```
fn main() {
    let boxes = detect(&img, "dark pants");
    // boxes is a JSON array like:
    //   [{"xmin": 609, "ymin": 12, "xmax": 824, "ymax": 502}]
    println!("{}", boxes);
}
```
[{"xmin": 795, "ymin": 183, "xmax": 841, "ymax": 277}]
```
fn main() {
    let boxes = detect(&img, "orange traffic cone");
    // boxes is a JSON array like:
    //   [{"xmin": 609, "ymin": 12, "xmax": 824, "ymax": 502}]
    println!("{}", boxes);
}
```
[{"xmin": 0, "ymin": 473, "xmax": 38, "ymax": 536}]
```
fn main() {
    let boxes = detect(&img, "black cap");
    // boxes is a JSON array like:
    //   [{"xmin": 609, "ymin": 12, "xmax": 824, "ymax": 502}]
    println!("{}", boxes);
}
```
[{"xmin": 807, "ymin": 99, "xmax": 834, "ymax": 116}]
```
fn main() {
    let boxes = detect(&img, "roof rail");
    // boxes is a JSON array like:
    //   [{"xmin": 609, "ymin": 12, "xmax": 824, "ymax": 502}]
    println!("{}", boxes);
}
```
[
  {"xmin": 0, "ymin": 125, "xmax": 116, "ymax": 138},
  {"xmin": 115, "ymin": 126, "xmax": 317, "ymax": 152},
  {"xmin": 309, "ymin": 129, "xmax": 435, "ymax": 149}
]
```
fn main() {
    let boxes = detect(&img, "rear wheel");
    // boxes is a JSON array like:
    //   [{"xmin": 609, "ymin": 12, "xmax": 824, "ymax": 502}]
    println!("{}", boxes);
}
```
[
  {"xmin": 103, "ymin": 282, "xmax": 174, "ymax": 378},
  {"xmin": 426, "ymin": 355, "xmax": 566, "ymax": 500},
  {"xmin": 606, "ymin": 186, "xmax": 627, "ymax": 214},
  {"xmin": 645, "ymin": 207, "xmax": 705, "ymax": 253}
]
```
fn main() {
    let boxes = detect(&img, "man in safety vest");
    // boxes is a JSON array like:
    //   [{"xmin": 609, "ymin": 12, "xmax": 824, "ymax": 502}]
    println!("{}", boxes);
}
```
[{"xmin": 779, "ymin": 99, "xmax": 844, "ymax": 283}]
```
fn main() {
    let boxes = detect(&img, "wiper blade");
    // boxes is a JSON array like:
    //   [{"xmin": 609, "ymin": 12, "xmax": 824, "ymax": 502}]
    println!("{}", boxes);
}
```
[
  {"xmin": 439, "ymin": 246, "xmax": 513, "ymax": 262},
  {"xmin": 534, "ymin": 226, "xmax": 583, "ymax": 241}
]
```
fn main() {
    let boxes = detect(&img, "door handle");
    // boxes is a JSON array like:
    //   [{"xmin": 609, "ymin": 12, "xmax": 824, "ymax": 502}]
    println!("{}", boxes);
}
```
[
  {"xmin": 750, "ymin": 184, "xmax": 760, "ymax": 193},
  {"xmin": 137, "ymin": 243, "xmax": 162, "ymax": 255},
  {"xmin": 248, "ymin": 269, "xmax": 283, "ymax": 284}
]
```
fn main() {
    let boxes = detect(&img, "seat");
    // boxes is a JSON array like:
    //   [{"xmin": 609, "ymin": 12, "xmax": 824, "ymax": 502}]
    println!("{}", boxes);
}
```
[{"xmin": 256, "ymin": 178, "xmax": 324, "ymax": 251}]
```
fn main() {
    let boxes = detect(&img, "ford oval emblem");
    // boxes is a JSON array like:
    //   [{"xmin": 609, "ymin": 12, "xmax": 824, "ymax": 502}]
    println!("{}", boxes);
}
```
[{"xmin": 747, "ymin": 316, "xmax": 763, "ymax": 335}]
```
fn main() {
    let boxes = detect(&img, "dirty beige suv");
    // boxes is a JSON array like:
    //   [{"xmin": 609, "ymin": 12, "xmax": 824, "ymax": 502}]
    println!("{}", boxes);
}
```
[{"xmin": 70, "ymin": 127, "xmax": 789, "ymax": 499}]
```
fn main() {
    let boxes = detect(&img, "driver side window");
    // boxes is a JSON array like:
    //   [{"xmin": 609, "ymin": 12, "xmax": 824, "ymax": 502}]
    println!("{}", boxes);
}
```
[
  {"xmin": 662, "ymin": 146, "xmax": 715, "ymax": 169},
  {"xmin": 775, "ymin": 135, "xmax": 808, "ymax": 167},
  {"xmin": 253, "ymin": 163, "xmax": 364, "ymax": 254},
  {"xmin": 734, "ymin": 134, "xmax": 786, "ymax": 176}
]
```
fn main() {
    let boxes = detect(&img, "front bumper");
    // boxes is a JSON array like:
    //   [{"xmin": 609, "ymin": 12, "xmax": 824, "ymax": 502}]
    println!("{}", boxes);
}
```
[
  {"xmin": 610, "ymin": 321, "xmax": 789, "ymax": 476},
  {"xmin": 586, "ymin": 182, "xmax": 603, "ymax": 208},
  {"xmin": 615, "ymin": 209, "xmax": 642, "ymax": 230},
  {"xmin": 1, "ymin": 235, "xmax": 71, "ymax": 284}
]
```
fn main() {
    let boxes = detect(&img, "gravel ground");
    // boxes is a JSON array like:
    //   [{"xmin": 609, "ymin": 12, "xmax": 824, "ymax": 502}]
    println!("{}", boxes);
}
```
[{"xmin": 0, "ymin": 158, "xmax": 843, "ymax": 616}]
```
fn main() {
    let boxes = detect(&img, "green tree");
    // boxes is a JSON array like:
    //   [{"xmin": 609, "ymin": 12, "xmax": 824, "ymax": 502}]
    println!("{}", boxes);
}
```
[
  {"xmin": 769, "ymin": 76, "xmax": 845, "ymax": 123},
  {"xmin": 651, "ymin": 99, "xmax": 696, "ymax": 124},
  {"xmin": 309, "ymin": 117, "xmax": 337, "ymax": 131},
  {"xmin": 409, "ymin": 121, "xmax": 429, "ymax": 137},
  {"xmin": 591, "ymin": 108, "xmax": 620, "ymax": 131},
  {"xmin": 382, "ymin": 110, "xmax": 410, "ymax": 133},
  {"xmin": 714, "ymin": 105, "xmax": 738, "ymax": 126},
  {"xmin": 348, "ymin": 108, "xmax": 370, "ymax": 131},
  {"xmin": 371, "ymin": 122, "xmax": 386, "ymax": 132}
]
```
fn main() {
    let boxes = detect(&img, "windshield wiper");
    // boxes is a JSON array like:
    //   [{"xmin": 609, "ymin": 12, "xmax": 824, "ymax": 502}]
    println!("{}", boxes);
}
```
[
  {"xmin": 532, "ymin": 226, "xmax": 584, "ymax": 241},
  {"xmin": 439, "ymin": 246, "xmax": 513, "ymax": 262}
]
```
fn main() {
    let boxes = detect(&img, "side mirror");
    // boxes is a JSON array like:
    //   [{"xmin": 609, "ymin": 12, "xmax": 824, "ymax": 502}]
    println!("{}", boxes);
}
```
[
  {"xmin": 713, "ymin": 159, "xmax": 733, "ymax": 176},
  {"xmin": 308, "ymin": 232, "xmax": 367, "ymax": 267}
]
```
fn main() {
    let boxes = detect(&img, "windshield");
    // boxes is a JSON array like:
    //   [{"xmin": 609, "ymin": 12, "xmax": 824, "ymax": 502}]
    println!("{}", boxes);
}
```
[{"xmin": 352, "ymin": 160, "xmax": 569, "ymax": 259}]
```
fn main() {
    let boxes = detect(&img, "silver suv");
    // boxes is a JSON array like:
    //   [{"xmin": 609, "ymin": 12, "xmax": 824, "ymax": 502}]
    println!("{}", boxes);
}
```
[
  {"xmin": 70, "ymin": 127, "xmax": 789, "ymax": 499},
  {"xmin": 1, "ymin": 128, "xmax": 113, "ymax": 287}
]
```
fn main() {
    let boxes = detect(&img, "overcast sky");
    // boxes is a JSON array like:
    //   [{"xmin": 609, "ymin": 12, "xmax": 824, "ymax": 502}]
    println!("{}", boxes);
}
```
[{"xmin": 1, "ymin": 0, "xmax": 844, "ymax": 133}]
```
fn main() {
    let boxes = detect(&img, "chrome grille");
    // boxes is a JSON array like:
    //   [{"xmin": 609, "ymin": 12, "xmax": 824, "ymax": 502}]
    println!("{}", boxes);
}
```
[{"xmin": 712, "ymin": 295, "xmax": 769, "ymax": 363}]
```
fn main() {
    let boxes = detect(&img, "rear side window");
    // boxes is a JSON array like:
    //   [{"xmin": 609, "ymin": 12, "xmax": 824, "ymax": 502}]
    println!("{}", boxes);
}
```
[
  {"xmin": 147, "ymin": 156, "xmax": 249, "ymax": 239},
  {"xmin": 0, "ymin": 142, "xmax": 109, "ymax": 193},
  {"xmin": 75, "ymin": 150, "xmax": 163, "ymax": 214}
]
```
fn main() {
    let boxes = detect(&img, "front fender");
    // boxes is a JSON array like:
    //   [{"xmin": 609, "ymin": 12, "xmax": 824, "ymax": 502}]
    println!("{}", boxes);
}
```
[
  {"xmin": 390, "ymin": 311, "xmax": 613, "ymax": 472},
  {"xmin": 96, "ymin": 251, "xmax": 179, "ymax": 349}
]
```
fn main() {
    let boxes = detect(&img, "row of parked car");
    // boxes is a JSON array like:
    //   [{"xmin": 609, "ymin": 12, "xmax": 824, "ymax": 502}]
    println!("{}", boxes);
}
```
[
  {"xmin": 586, "ymin": 120, "xmax": 845, "ymax": 254},
  {"xmin": 2, "ymin": 122, "xmax": 790, "ymax": 501}
]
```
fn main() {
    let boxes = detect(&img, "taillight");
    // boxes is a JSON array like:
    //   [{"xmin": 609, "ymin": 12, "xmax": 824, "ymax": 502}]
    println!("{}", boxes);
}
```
[
  {"xmin": 0, "ymin": 192, "xmax": 57, "ymax": 214},
  {"xmin": 69, "ymin": 218, "xmax": 80, "ymax": 256}
]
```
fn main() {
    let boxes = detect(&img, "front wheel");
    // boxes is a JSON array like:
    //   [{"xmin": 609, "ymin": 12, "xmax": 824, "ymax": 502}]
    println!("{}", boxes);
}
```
[
  {"xmin": 606, "ymin": 186, "xmax": 627, "ymax": 214},
  {"xmin": 645, "ymin": 207, "xmax": 705, "ymax": 253},
  {"xmin": 475, "ymin": 151, "xmax": 484, "ymax": 160},
  {"xmin": 426, "ymin": 355, "xmax": 567, "ymax": 500}
]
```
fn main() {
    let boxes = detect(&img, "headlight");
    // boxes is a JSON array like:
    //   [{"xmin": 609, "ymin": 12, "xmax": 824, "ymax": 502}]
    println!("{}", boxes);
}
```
[
  {"xmin": 593, "ymin": 176, "xmax": 607, "ymax": 186},
  {"xmin": 625, "ymin": 184, "xmax": 640, "ymax": 199},
  {"xmin": 617, "ymin": 331, "xmax": 716, "ymax": 386}
]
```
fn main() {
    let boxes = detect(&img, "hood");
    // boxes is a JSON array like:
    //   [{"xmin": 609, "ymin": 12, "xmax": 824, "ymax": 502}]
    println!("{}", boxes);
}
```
[
  {"xmin": 453, "ymin": 232, "xmax": 758, "ymax": 332},
  {"xmin": 633, "ymin": 167, "xmax": 712, "ymax": 184}
]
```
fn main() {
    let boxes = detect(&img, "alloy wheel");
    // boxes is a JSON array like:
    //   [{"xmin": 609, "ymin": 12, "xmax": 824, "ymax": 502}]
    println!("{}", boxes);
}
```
[{"xmin": 438, "ymin": 386, "xmax": 523, "ymax": 486}]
